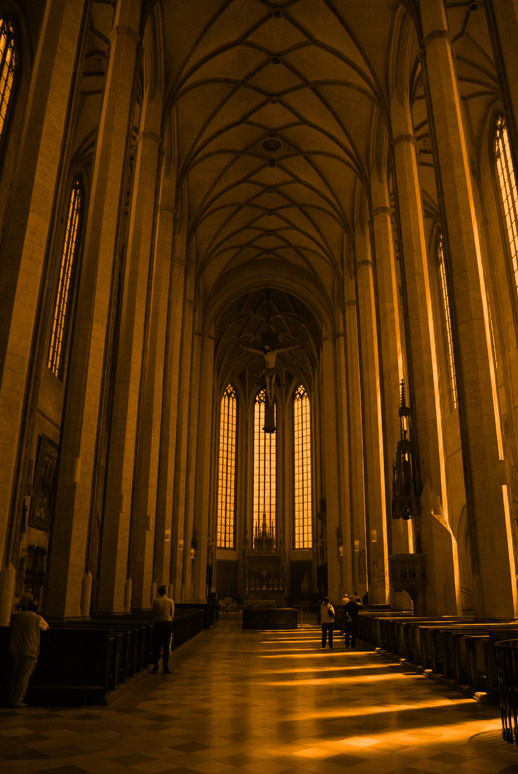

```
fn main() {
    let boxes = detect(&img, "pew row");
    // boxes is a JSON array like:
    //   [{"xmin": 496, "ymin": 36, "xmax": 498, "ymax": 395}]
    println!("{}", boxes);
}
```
[
  {"xmin": 357, "ymin": 612, "xmax": 518, "ymax": 703},
  {"xmin": 0, "ymin": 608, "xmax": 204, "ymax": 706}
]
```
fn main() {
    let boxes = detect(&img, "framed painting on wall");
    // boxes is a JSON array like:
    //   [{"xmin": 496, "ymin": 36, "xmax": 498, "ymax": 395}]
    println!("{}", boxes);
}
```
[{"xmin": 29, "ymin": 434, "xmax": 59, "ymax": 531}]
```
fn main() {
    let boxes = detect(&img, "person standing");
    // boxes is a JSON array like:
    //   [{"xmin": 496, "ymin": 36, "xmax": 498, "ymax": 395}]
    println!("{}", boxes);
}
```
[
  {"xmin": 344, "ymin": 593, "xmax": 361, "ymax": 648},
  {"xmin": 151, "ymin": 585, "xmax": 174, "ymax": 674},
  {"xmin": 320, "ymin": 596, "xmax": 335, "ymax": 649},
  {"xmin": 8, "ymin": 598, "xmax": 49, "ymax": 708}
]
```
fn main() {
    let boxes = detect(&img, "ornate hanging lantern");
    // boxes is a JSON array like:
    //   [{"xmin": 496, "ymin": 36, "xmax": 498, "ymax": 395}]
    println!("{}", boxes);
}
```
[{"xmin": 392, "ymin": 381, "xmax": 421, "ymax": 520}]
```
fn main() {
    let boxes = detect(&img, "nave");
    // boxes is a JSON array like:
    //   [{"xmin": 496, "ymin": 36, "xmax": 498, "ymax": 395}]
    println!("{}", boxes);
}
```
[{"xmin": 1, "ymin": 619, "xmax": 517, "ymax": 774}]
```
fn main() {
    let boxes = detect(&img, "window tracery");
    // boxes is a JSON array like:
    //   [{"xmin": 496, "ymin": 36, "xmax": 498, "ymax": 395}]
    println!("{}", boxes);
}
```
[
  {"xmin": 495, "ymin": 114, "xmax": 518, "ymax": 298},
  {"xmin": 294, "ymin": 384, "xmax": 311, "ymax": 549},
  {"xmin": 253, "ymin": 389, "xmax": 276, "ymax": 541},
  {"xmin": 217, "ymin": 384, "xmax": 237, "ymax": 549},
  {"xmin": 0, "ymin": 18, "xmax": 16, "ymax": 144}
]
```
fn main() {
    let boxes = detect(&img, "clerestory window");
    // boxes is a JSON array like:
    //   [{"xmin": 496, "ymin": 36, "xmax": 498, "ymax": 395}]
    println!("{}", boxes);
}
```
[
  {"xmin": 495, "ymin": 114, "xmax": 518, "ymax": 298},
  {"xmin": 293, "ymin": 384, "xmax": 312, "ymax": 549},
  {"xmin": 437, "ymin": 235, "xmax": 458, "ymax": 409},
  {"xmin": 253, "ymin": 389, "xmax": 276, "ymax": 542},
  {"xmin": 0, "ymin": 18, "xmax": 17, "ymax": 145},
  {"xmin": 217, "ymin": 384, "xmax": 237, "ymax": 549},
  {"xmin": 48, "ymin": 177, "xmax": 83, "ymax": 378}
]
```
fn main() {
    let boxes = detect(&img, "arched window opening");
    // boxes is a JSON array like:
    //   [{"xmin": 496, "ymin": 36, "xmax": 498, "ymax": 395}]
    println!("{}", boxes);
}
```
[
  {"xmin": 0, "ymin": 18, "xmax": 17, "ymax": 143},
  {"xmin": 495, "ymin": 114, "xmax": 518, "ymax": 295},
  {"xmin": 253, "ymin": 389, "xmax": 276, "ymax": 545},
  {"xmin": 294, "ymin": 384, "xmax": 312, "ymax": 549},
  {"xmin": 48, "ymin": 177, "xmax": 83, "ymax": 378},
  {"xmin": 438, "ymin": 236, "xmax": 458, "ymax": 409},
  {"xmin": 217, "ymin": 384, "xmax": 237, "ymax": 549}
]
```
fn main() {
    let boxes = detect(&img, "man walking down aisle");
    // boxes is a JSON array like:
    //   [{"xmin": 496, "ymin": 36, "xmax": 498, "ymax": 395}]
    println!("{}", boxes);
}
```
[{"xmin": 151, "ymin": 585, "xmax": 174, "ymax": 674}]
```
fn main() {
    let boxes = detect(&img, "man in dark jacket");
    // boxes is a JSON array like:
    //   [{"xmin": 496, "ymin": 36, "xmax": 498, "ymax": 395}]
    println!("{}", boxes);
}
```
[{"xmin": 344, "ymin": 593, "xmax": 361, "ymax": 648}]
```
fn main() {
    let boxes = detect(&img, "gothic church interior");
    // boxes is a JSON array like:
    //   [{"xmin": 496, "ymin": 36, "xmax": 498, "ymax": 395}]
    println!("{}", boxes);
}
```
[{"xmin": 1, "ymin": 0, "xmax": 518, "ymax": 626}]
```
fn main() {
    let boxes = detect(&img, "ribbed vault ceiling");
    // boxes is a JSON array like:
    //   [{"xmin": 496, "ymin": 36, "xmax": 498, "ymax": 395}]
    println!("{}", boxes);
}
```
[{"xmin": 157, "ymin": 0, "xmax": 497, "ymax": 386}]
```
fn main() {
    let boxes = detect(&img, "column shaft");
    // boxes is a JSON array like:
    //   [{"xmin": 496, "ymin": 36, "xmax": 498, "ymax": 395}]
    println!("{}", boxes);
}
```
[
  {"xmin": 343, "ymin": 277, "xmax": 367, "ymax": 597},
  {"xmin": 421, "ymin": 0, "xmax": 517, "ymax": 616},
  {"xmin": 355, "ymin": 226, "xmax": 389, "ymax": 604},
  {"xmin": 392, "ymin": 102, "xmax": 457, "ymax": 614},
  {"xmin": 192, "ymin": 333, "xmax": 215, "ymax": 602},
  {"xmin": 320, "ymin": 336, "xmax": 342, "ymax": 601}
]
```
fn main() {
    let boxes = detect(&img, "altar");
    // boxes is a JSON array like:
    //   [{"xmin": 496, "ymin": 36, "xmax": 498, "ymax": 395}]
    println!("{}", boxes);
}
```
[{"xmin": 244, "ymin": 517, "xmax": 286, "ymax": 601}]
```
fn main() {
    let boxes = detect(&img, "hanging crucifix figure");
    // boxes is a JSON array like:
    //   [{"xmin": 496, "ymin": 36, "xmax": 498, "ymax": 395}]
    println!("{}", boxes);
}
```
[{"xmin": 239, "ymin": 341, "xmax": 299, "ymax": 407}]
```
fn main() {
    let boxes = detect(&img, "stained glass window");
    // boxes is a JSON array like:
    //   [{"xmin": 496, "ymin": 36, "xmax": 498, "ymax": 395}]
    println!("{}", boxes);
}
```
[
  {"xmin": 253, "ymin": 389, "xmax": 276, "ymax": 541},
  {"xmin": 294, "ymin": 385, "xmax": 311, "ymax": 549},
  {"xmin": 495, "ymin": 115, "xmax": 518, "ymax": 296},
  {"xmin": 217, "ymin": 384, "xmax": 237, "ymax": 549},
  {"xmin": 438, "ymin": 236, "xmax": 458, "ymax": 409},
  {"xmin": 48, "ymin": 177, "xmax": 83, "ymax": 378},
  {"xmin": 0, "ymin": 18, "xmax": 16, "ymax": 142}
]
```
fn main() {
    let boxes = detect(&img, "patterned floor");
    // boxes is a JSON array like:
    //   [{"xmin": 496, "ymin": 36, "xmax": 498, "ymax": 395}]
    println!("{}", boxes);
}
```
[{"xmin": 1, "ymin": 616, "xmax": 517, "ymax": 774}]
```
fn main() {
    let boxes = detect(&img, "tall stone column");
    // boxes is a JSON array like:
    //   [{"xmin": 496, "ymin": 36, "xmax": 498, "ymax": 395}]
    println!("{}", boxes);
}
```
[
  {"xmin": 171, "ymin": 264, "xmax": 196, "ymax": 601},
  {"xmin": 130, "ymin": 139, "xmax": 174, "ymax": 610},
  {"xmin": 96, "ymin": 122, "xmax": 162, "ymax": 614},
  {"xmin": 420, "ymin": 0, "xmax": 517, "ymax": 618},
  {"xmin": 370, "ymin": 173, "xmax": 410, "ymax": 558},
  {"xmin": 0, "ymin": 0, "xmax": 86, "ymax": 624},
  {"xmin": 334, "ymin": 315, "xmax": 352, "ymax": 598},
  {"xmin": 191, "ymin": 332, "xmax": 215, "ymax": 602},
  {"xmin": 182, "ymin": 325, "xmax": 203, "ymax": 600},
  {"xmin": 391, "ymin": 97, "xmax": 458, "ymax": 615},
  {"xmin": 130, "ymin": 159, "xmax": 174, "ymax": 613},
  {"xmin": 343, "ymin": 273, "xmax": 367, "ymax": 597},
  {"xmin": 45, "ymin": 2, "xmax": 141, "ymax": 619},
  {"xmin": 155, "ymin": 217, "xmax": 187, "ymax": 593},
  {"xmin": 320, "ymin": 335, "xmax": 342, "ymax": 601},
  {"xmin": 354, "ymin": 220, "xmax": 389, "ymax": 604}
]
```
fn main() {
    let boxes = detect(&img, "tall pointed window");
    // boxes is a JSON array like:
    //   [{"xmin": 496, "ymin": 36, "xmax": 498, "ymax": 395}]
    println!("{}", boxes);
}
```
[
  {"xmin": 217, "ymin": 384, "xmax": 237, "ymax": 549},
  {"xmin": 253, "ymin": 389, "xmax": 276, "ymax": 542},
  {"xmin": 0, "ymin": 18, "xmax": 17, "ymax": 143},
  {"xmin": 48, "ymin": 177, "xmax": 83, "ymax": 378},
  {"xmin": 495, "ymin": 114, "xmax": 518, "ymax": 295},
  {"xmin": 437, "ymin": 236, "xmax": 458, "ymax": 409},
  {"xmin": 294, "ymin": 385, "xmax": 312, "ymax": 549}
]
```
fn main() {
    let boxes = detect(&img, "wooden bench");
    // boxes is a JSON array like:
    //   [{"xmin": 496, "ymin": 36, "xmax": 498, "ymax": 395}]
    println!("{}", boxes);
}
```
[{"xmin": 1, "ymin": 608, "xmax": 205, "ymax": 706}]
